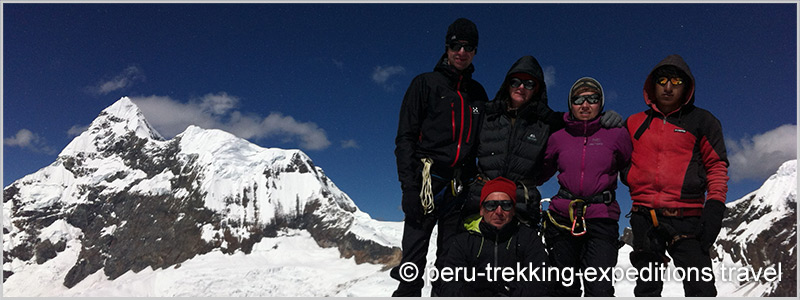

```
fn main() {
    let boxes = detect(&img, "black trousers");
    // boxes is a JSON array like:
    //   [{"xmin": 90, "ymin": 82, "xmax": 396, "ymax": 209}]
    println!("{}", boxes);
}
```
[
  {"xmin": 390, "ymin": 176, "xmax": 465, "ymax": 297},
  {"xmin": 629, "ymin": 212, "xmax": 716, "ymax": 297},
  {"xmin": 544, "ymin": 213, "xmax": 620, "ymax": 297}
]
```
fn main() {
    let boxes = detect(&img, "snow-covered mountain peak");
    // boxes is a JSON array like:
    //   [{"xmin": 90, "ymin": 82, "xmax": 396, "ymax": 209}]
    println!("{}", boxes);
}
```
[
  {"xmin": 4, "ymin": 98, "xmax": 400, "ymax": 291},
  {"xmin": 59, "ymin": 97, "xmax": 163, "ymax": 156},
  {"xmin": 727, "ymin": 159, "xmax": 796, "ymax": 214}
]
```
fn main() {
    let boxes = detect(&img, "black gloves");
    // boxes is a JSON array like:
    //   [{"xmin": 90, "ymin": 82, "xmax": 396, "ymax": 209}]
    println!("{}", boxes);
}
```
[
  {"xmin": 699, "ymin": 200, "xmax": 727, "ymax": 253},
  {"xmin": 600, "ymin": 110, "xmax": 624, "ymax": 128}
]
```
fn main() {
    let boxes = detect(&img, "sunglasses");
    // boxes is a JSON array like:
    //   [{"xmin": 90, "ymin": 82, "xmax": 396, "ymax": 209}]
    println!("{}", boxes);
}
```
[
  {"xmin": 571, "ymin": 94, "xmax": 601, "ymax": 105},
  {"xmin": 656, "ymin": 77, "xmax": 684, "ymax": 86},
  {"xmin": 482, "ymin": 200, "xmax": 514, "ymax": 212},
  {"xmin": 448, "ymin": 42, "xmax": 476, "ymax": 52},
  {"xmin": 510, "ymin": 78, "xmax": 537, "ymax": 90}
]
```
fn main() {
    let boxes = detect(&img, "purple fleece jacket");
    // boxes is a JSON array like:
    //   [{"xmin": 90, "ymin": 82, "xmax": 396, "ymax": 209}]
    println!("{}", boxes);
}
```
[{"xmin": 539, "ymin": 113, "xmax": 632, "ymax": 220}]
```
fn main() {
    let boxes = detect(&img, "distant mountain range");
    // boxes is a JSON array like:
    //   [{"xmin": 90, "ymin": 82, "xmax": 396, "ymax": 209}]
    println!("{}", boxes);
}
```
[{"xmin": 3, "ymin": 97, "xmax": 796, "ymax": 296}]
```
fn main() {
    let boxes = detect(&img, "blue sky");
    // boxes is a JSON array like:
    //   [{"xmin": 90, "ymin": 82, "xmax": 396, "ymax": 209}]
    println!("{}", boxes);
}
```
[{"xmin": 3, "ymin": 2, "xmax": 797, "ymax": 227}]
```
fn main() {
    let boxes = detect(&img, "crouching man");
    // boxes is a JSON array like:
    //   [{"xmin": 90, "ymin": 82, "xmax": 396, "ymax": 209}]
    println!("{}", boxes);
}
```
[{"xmin": 436, "ymin": 177, "xmax": 550, "ymax": 296}]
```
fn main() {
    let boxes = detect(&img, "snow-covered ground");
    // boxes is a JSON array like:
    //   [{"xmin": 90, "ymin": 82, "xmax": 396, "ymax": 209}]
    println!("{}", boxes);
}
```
[{"xmin": 2, "ymin": 222, "xmax": 770, "ymax": 297}]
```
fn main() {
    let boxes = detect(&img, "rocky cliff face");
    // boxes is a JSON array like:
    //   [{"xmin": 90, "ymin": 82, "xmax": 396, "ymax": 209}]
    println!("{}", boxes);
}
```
[
  {"xmin": 713, "ymin": 160, "xmax": 796, "ymax": 297},
  {"xmin": 3, "ymin": 97, "xmax": 400, "ymax": 288}
]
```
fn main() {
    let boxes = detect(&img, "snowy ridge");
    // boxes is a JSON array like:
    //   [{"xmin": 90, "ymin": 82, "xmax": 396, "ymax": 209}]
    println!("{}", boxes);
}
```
[{"xmin": 722, "ymin": 160, "xmax": 796, "ymax": 245}]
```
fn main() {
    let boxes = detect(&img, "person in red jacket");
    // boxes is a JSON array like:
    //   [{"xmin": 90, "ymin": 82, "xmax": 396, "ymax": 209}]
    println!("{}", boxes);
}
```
[{"xmin": 623, "ymin": 54, "xmax": 728, "ymax": 296}]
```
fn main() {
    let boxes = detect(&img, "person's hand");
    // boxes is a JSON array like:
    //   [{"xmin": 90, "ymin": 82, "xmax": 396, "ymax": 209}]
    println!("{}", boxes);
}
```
[
  {"xmin": 699, "ymin": 200, "xmax": 727, "ymax": 254},
  {"xmin": 600, "ymin": 110, "xmax": 624, "ymax": 128}
]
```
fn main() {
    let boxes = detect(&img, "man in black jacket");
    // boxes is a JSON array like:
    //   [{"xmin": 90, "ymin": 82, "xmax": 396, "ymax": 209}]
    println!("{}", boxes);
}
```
[
  {"xmin": 390, "ymin": 17, "xmax": 488, "ymax": 296},
  {"xmin": 437, "ymin": 177, "xmax": 550, "ymax": 296}
]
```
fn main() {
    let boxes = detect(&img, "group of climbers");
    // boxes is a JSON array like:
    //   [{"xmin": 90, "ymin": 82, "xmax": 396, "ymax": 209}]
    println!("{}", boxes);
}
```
[{"xmin": 391, "ymin": 18, "xmax": 728, "ymax": 297}]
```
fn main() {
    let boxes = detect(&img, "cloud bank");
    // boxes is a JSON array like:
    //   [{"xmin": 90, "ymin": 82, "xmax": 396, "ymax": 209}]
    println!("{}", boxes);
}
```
[
  {"xmin": 726, "ymin": 124, "xmax": 797, "ymax": 181},
  {"xmin": 128, "ymin": 93, "xmax": 332, "ymax": 150}
]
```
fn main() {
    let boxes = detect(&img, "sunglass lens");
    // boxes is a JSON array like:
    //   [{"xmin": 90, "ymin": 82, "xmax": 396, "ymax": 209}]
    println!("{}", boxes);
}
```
[
  {"xmin": 572, "ymin": 95, "xmax": 600, "ymax": 105},
  {"xmin": 510, "ymin": 78, "xmax": 535, "ymax": 90},
  {"xmin": 483, "ymin": 200, "xmax": 513, "ymax": 211},
  {"xmin": 448, "ymin": 42, "xmax": 475, "ymax": 52}
]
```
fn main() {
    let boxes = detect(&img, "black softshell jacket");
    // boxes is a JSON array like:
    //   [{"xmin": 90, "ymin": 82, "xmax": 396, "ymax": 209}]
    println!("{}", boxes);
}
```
[
  {"xmin": 395, "ymin": 54, "xmax": 488, "ymax": 189},
  {"xmin": 437, "ymin": 218, "xmax": 551, "ymax": 296}
]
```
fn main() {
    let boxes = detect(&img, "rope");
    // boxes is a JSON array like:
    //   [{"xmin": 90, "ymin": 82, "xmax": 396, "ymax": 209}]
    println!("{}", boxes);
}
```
[{"xmin": 419, "ymin": 158, "xmax": 434, "ymax": 215}]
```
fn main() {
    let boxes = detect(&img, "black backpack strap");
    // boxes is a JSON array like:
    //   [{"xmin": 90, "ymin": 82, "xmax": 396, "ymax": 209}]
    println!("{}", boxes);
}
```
[{"xmin": 633, "ymin": 109, "xmax": 654, "ymax": 140}]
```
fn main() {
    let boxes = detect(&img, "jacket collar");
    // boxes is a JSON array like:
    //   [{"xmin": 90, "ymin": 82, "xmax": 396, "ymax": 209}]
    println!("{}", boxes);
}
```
[
  {"xmin": 434, "ymin": 53, "xmax": 475, "ymax": 83},
  {"xmin": 564, "ymin": 112, "xmax": 602, "ymax": 137},
  {"xmin": 464, "ymin": 215, "xmax": 519, "ymax": 242}
]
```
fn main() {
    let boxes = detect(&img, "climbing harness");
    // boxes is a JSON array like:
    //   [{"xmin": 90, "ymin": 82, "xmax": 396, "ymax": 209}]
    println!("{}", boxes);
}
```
[
  {"xmin": 543, "ymin": 199, "xmax": 587, "ymax": 236},
  {"xmin": 633, "ymin": 205, "xmax": 698, "ymax": 248},
  {"xmin": 543, "ymin": 188, "xmax": 615, "ymax": 236}
]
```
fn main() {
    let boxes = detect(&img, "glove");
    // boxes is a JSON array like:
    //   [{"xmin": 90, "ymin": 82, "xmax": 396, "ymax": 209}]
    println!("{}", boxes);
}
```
[
  {"xmin": 600, "ymin": 110, "xmax": 624, "ymax": 128},
  {"xmin": 699, "ymin": 200, "xmax": 727, "ymax": 254}
]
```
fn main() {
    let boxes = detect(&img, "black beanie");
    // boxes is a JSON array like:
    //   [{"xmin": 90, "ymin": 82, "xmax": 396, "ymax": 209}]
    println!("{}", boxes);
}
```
[{"xmin": 446, "ymin": 18, "xmax": 479, "ymax": 46}]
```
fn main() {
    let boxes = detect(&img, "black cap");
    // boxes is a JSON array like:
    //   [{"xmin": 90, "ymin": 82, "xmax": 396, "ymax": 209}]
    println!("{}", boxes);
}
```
[{"xmin": 446, "ymin": 18, "xmax": 478, "ymax": 46}]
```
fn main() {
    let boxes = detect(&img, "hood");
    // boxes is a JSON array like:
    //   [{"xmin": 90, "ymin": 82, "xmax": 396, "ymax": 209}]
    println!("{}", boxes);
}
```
[
  {"xmin": 492, "ymin": 55, "xmax": 549, "ymax": 110},
  {"xmin": 643, "ymin": 54, "xmax": 696, "ymax": 111}
]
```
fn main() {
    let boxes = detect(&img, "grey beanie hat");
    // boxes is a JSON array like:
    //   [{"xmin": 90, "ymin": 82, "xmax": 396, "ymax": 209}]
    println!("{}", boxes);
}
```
[{"xmin": 569, "ymin": 77, "xmax": 604, "ymax": 111}]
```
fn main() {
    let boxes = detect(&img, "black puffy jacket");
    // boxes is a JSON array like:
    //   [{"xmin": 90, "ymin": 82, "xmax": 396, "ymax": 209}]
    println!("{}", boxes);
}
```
[
  {"xmin": 395, "ymin": 54, "xmax": 488, "ymax": 189},
  {"xmin": 468, "ymin": 56, "xmax": 563, "ymax": 214},
  {"xmin": 437, "ymin": 217, "xmax": 551, "ymax": 296}
]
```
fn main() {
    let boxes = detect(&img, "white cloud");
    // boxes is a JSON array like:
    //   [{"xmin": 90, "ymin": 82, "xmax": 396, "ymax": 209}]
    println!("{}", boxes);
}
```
[
  {"xmin": 67, "ymin": 125, "xmax": 90, "ymax": 136},
  {"xmin": 543, "ymin": 65, "xmax": 556, "ymax": 88},
  {"xmin": 88, "ymin": 66, "xmax": 145, "ymax": 95},
  {"xmin": 260, "ymin": 113, "xmax": 331, "ymax": 150},
  {"xmin": 4, "ymin": 128, "xmax": 55, "ymax": 154},
  {"xmin": 332, "ymin": 59, "xmax": 344, "ymax": 70},
  {"xmin": 727, "ymin": 124, "xmax": 797, "ymax": 181},
  {"xmin": 340, "ymin": 139, "xmax": 359, "ymax": 149},
  {"xmin": 372, "ymin": 65, "xmax": 405, "ymax": 91},
  {"xmin": 130, "ymin": 93, "xmax": 332, "ymax": 150},
  {"xmin": 199, "ymin": 92, "xmax": 238, "ymax": 116}
]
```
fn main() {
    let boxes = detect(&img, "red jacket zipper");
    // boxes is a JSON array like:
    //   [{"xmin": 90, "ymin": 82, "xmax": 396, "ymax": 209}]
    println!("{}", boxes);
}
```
[{"xmin": 452, "ymin": 75, "xmax": 465, "ymax": 167}]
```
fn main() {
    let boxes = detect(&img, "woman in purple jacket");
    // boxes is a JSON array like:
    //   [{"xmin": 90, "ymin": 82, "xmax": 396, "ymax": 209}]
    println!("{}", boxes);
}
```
[{"xmin": 538, "ymin": 77, "xmax": 632, "ymax": 296}]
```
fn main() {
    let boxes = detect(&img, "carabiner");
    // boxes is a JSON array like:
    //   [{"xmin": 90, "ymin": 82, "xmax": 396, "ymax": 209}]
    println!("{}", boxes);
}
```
[{"xmin": 571, "ymin": 216, "xmax": 587, "ymax": 236}]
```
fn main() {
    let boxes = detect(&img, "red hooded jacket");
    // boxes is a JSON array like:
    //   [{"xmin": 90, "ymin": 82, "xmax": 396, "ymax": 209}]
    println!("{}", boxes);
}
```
[{"xmin": 623, "ymin": 55, "xmax": 729, "ymax": 209}]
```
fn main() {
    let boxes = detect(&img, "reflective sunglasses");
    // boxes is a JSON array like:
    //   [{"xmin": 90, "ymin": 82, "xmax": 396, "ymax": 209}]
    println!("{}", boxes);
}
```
[
  {"xmin": 510, "ymin": 78, "xmax": 537, "ymax": 90},
  {"xmin": 448, "ymin": 42, "xmax": 476, "ymax": 52},
  {"xmin": 482, "ymin": 200, "xmax": 514, "ymax": 212},
  {"xmin": 656, "ymin": 77, "xmax": 684, "ymax": 86},
  {"xmin": 571, "ymin": 94, "xmax": 601, "ymax": 105}
]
